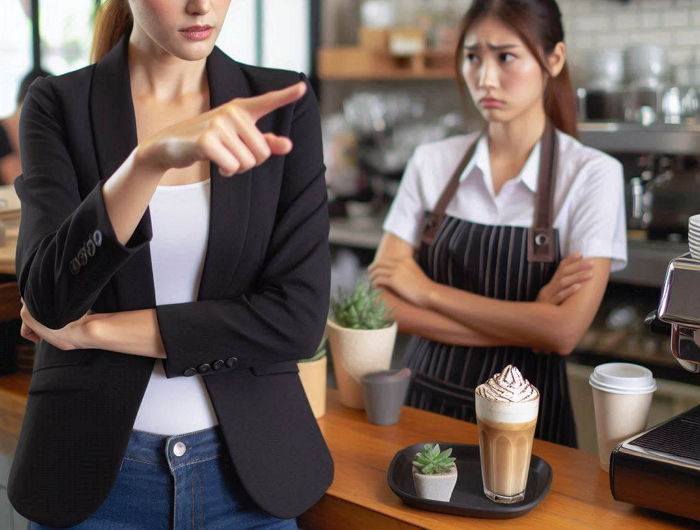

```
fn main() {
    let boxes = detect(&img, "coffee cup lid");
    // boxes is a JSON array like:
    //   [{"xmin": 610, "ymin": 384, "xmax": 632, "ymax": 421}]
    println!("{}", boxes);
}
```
[{"xmin": 589, "ymin": 362, "xmax": 657, "ymax": 394}]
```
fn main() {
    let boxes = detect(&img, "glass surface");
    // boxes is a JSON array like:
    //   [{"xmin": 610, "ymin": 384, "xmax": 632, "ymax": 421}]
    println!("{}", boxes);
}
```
[
  {"xmin": 216, "ymin": 0, "xmax": 257, "ymax": 65},
  {"xmin": 0, "ymin": 0, "xmax": 32, "ymax": 116},
  {"xmin": 262, "ymin": 0, "xmax": 310, "ymax": 74},
  {"xmin": 40, "ymin": 0, "xmax": 95, "ymax": 75}
]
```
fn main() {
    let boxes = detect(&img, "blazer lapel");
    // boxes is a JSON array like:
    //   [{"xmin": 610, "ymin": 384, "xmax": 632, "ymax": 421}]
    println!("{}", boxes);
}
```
[
  {"xmin": 198, "ymin": 47, "xmax": 253, "ymax": 300},
  {"xmin": 89, "ymin": 31, "xmax": 252, "ymax": 309}
]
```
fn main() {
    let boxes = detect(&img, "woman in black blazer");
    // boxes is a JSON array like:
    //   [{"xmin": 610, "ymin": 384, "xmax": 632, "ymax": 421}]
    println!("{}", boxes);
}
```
[{"xmin": 9, "ymin": 0, "xmax": 332, "ymax": 527}]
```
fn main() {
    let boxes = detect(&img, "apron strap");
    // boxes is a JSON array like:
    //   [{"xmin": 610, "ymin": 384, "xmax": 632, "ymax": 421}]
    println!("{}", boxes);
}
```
[
  {"xmin": 419, "ymin": 123, "xmax": 558, "ymax": 263},
  {"xmin": 527, "ymin": 121, "xmax": 558, "ymax": 263},
  {"xmin": 419, "ymin": 133, "xmax": 481, "ymax": 246}
]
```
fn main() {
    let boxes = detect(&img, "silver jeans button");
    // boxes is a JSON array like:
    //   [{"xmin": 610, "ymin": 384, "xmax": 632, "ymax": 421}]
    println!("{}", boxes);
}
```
[{"xmin": 173, "ymin": 441, "xmax": 187, "ymax": 457}]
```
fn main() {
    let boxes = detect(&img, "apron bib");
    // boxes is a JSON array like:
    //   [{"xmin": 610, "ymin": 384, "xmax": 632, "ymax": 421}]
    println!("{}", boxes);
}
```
[{"xmin": 401, "ymin": 124, "xmax": 578, "ymax": 447}]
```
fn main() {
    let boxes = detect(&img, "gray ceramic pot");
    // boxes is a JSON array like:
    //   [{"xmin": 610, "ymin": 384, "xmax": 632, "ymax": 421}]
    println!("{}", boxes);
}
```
[{"xmin": 360, "ymin": 367, "xmax": 411, "ymax": 425}]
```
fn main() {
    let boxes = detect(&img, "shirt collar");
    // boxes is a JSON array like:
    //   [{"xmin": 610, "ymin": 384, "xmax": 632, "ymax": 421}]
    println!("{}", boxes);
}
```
[{"xmin": 459, "ymin": 133, "xmax": 543, "ymax": 193}]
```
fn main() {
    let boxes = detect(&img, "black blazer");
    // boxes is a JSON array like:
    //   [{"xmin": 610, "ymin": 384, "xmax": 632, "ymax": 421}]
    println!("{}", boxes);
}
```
[{"xmin": 8, "ymin": 32, "xmax": 333, "ymax": 527}]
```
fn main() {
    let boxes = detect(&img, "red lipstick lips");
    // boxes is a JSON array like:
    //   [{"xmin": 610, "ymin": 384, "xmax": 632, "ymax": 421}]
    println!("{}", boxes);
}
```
[{"xmin": 179, "ymin": 25, "xmax": 213, "ymax": 41}]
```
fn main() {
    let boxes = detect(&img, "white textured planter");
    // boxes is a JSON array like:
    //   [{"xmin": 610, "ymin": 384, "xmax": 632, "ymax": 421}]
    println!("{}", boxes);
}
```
[
  {"xmin": 326, "ymin": 319, "xmax": 397, "ymax": 409},
  {"xmin": 412, "ymin": 464, "xmax": 458, "ymax": 502}
]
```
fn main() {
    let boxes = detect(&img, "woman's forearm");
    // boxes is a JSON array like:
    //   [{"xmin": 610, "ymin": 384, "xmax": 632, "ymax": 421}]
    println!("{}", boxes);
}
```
[
  {"xmin": 427, "ymin": 285, "xmax": 565, "ymax": 351},
  {"xmin": 101, "ymin": 148, "xmax": 164, "ymax": 246},
  {"xmin": 422, "ymin": 280, "xmax": 600, "ymax": 355},
  {"xmin": 0, "ymin": 153, "xmax": 21, "ymax": 185},
  {"xmin": 379, "ymin": 289, "xmax": 504, "ymax": 347},
  {"xmin": 82, "ymin": 308, "xmax": 166, "ymax": 358}
]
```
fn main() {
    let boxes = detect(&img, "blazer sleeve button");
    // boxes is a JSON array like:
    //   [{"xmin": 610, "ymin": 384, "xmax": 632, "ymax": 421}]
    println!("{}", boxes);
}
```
[
  {"xmin": 69, "ymin": 258, "xmax": 81, "ymax": 276},
  {"xmin": 197, "ymin": 363, "xmax": 211, "ymax": 374},
  {"xmin": 225, "ymin": 356, "xmax": 239, "ymax": 369},
  {"xmin": 77, "ymin": 248, "xmax": 88, "ymax": 266},
  {"xmin": 92, "ymin": 230, "xmax": 103, "ymax": 247},
  {"xmin": 86, "ymin": 239, "xmax": 96, "ymax": 257},
  {"xmin": 183, "ymin": 367, "xmax": 197, "ymax": 377},
  {"xmin": 212, "ymin": 360, "xmax": 224, "ymax": 370}
]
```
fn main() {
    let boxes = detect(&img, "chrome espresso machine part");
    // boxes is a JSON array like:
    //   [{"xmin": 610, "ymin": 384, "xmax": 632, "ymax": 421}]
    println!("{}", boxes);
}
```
[{"xmin": 609, "ymin": 253, "xmax": 700, "ymax": 521}]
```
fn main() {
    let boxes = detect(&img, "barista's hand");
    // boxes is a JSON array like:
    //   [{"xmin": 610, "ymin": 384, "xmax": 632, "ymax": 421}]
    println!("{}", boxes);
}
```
[
  {"xmin": 19, "ymin": 299, "xmax": 103, "ymax": 350},
  {"xmin": 135, "ymin": 81, "xmax": 307, "ymax": 177},
  {"xmin": 536, "ymin": 253, "xmax": 594, "ymax": 306},
  {"xmin": 368, "ymin": 256, "xmax": 435, "ymax": 308}
]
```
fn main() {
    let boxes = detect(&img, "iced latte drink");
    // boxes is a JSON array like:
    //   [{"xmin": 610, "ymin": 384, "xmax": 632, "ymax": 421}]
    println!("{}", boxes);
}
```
[{"xmin": 475, "ymin": 365, "xmax": 540, "ymax": 503}]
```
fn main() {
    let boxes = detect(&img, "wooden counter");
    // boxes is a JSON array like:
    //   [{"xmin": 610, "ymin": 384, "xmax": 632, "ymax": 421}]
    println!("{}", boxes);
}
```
[
  {"xmin": 0, "ymin": 375, "xmax": 694, "ymax": 528},
  {"xmin": 299, "ymin": 390, "xmax": 694, "ymax": 529}
]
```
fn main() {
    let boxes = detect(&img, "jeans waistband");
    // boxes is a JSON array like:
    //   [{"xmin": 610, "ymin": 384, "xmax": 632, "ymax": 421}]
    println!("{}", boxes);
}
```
[{"xmin": 124, "ymin": 425, "xmax": 226, "ymax": 471}]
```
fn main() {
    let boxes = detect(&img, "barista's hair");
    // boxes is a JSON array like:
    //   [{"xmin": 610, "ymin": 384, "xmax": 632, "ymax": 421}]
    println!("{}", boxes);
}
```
[
  {"xmin": 455, "ymin": 0, "xmax": 578, "ymax": 138},
  {"xmin": 91, "ymin": 0, "xmax": 133, "ymax": 63}
]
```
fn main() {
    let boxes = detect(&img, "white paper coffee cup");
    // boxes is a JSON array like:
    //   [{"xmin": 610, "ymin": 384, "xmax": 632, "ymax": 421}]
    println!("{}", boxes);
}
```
[{"xmin": 589, "ymin": 363, "xmax": 656, "ymax": 472}]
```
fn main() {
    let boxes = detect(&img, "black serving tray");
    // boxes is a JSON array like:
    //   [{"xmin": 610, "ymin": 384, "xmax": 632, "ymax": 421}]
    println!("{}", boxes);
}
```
[{"xmin": 387, "ymin": 442, "xmax": 552, "ymax": 519}]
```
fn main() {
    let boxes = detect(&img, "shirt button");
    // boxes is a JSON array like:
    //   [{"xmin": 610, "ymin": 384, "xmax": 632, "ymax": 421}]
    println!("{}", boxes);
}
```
[
  {"xmin": 183, "ymin": 367, "xmax": 197, "ymax": 377},
  {"xmin": 225, "ymin": 356, "xmax": 239, "ymax": 369},
  {"xmin": 86, "ymin": 239, "xmax": 96, "ymax": 256},
  {"xmin": 212, "ymin": 360, "xmax": 224, "ymax": 370},
  {"xmin": 173, "ymin": 442, "xmax": 187, "ymax": 457}
]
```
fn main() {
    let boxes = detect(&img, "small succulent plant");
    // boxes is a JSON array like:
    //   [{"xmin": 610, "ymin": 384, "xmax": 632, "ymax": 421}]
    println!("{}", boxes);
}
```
[
  {"xmin": 330, "ymin": 281, "xmax": 394, "ymax": 330},
  {"xmin": 299, "ymin": 336, "xmax": 327, "ymax": 363},
  {"xmin": 413, "ymin": 443, "xmax": 457, "ymax": 475}
]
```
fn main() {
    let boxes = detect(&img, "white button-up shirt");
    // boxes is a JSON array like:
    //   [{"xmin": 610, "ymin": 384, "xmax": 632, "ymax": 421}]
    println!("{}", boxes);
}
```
[{"xmin": 383, "ymin": 130, "xmax": 628, "ymax": 272}]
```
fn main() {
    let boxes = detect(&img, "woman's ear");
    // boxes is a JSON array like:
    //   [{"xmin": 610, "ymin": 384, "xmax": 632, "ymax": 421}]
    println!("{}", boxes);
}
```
[{"xmin": 547, "ymin": 42, "xmax": 567, "ymax": 78}]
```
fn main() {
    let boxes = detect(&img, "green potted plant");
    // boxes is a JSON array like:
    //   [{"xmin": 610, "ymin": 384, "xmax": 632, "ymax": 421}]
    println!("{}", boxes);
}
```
[
  {"xmin": 326, "ymin": 280, "xmax": 397, "ymax": 409},
  {"xmin": 297, "ymin": 337, "xmax": 328, "ymax": 419},
  {"xmin": 412, "ymin": 443, "xmax": 458, "ymax": 502}
]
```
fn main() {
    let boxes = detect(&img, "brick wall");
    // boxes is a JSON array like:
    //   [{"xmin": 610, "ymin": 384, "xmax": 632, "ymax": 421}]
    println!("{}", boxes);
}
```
[
  {"xmin": 558, "ymin": 0, "xmax": 700, "ymax": 73},
  {"xmin": 322, "ymin": 0, "xmax": 699, "ymax": 84}
]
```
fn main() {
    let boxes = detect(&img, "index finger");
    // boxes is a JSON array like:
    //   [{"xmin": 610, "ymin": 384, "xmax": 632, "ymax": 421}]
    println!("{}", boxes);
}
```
[{"xmin": 235, "ymin": 81, "xmax": 307, "ymax": 121}]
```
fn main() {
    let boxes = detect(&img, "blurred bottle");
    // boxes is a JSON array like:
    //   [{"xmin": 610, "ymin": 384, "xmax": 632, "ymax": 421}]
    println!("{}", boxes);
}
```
[
  {"xmin": 432, "ymin": 0, "xmax": 462, "ymax": 52},
  {"xmin": 415, "ymin": 0, "xmax": 436, "ymax": 47}
]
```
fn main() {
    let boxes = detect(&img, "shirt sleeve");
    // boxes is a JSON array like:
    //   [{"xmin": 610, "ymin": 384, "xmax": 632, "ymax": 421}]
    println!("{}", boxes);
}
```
[
  {"xmin": 565, "ymin": 154, "xmax": 628, "ymax": 272},
  {"xmin": 382, "ymin": 147, "xmax": 425, "ymax": 248}
]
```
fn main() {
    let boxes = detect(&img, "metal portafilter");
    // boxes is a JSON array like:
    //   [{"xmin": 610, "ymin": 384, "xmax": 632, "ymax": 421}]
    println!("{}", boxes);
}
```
[{"xmin": 647, "ymin": 253, "xmax": 700, "ymax": 373}]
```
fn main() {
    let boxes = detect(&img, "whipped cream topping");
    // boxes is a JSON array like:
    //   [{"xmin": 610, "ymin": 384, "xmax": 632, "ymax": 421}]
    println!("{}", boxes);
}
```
[{"xmin": 475, "ymin": 365, "xmax": 539, "ymax": 403}]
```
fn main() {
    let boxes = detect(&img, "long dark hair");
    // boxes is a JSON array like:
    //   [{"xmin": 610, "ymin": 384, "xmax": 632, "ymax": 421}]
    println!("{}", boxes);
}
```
[
  {"xmin": 91, "ymin": 0, "xmax": 133, "ymax": 63},
  {"xmin": 455, "ymin": 0, "xmax": 578, "ymax": 138}
]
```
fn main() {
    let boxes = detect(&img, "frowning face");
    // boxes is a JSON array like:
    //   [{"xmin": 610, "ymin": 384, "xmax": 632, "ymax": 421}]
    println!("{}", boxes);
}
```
[
  {"xmin": 128, "ymin": 0, "xmax": 232, "ymax": 61},
  {"xmin": 461, "ymin": 16, "xmax": 564, "ymax": 124}
]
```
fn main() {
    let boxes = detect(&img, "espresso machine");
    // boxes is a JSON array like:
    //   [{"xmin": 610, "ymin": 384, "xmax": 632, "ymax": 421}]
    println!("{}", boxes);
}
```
[{"xmin": 609, "ymin": 253, "xmax": 700, "ymax": 521}]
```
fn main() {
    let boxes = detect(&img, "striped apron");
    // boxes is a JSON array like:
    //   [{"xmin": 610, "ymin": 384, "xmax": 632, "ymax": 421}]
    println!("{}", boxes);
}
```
[{"xmin": 401, "ymin": 124, "xmax": 578, "ymax": 448}]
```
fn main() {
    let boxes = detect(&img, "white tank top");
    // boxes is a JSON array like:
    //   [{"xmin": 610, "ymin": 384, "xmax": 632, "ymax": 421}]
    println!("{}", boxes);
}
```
[{"xmin": 132, "ymin": 179, "xmax": 220, "ymax": 435}]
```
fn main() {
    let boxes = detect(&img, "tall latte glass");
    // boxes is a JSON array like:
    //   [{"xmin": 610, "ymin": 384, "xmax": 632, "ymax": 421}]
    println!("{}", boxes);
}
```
[{"xmin": 475, "ymin": 365, "xmax": 540, "ymax": 504}]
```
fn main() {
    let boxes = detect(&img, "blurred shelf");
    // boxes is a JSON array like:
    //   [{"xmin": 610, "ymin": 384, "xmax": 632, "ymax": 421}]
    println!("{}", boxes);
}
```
[
  {"xmin": 330, "ymin": 215, "xmax": 684, "ymax": 288},
  {"xmin": 578, "ymin": 122, "xmax": 700, "ymax": 155},
  {"xmin": 329, "ymin": 216, "xmax": 384, "ymax": 249},
  {"xmin": 318, "ymin": 47, "xmax": 455, "ymax": 81},
  {"xmin": 610, "ymin": 239, "xmax": 687, "ymax": 288},
  {"xmin": 570, "ymin": 349, "xmax": 699, "ymax": 386}
]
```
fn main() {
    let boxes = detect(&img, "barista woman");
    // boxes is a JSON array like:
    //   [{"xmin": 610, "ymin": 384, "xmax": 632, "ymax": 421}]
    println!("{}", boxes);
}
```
[{"xmin": 369, "ymin": 0, "xmax": 626, "ymax": 448}]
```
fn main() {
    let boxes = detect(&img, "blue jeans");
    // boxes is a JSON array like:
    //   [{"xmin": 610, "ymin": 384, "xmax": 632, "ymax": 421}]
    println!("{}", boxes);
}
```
[{"xmin": 28, "ymin": 425, "xmax": 299, "ymax": 529}]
